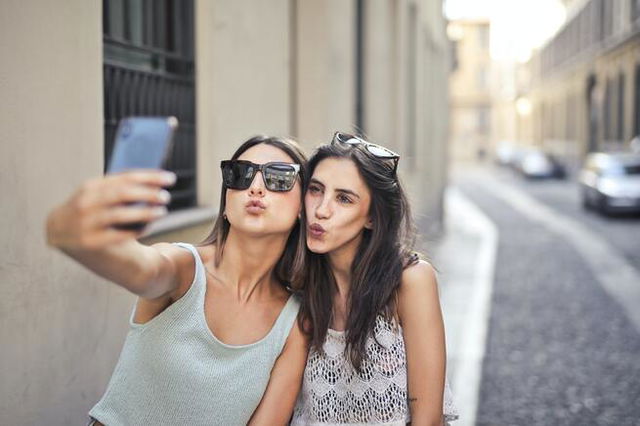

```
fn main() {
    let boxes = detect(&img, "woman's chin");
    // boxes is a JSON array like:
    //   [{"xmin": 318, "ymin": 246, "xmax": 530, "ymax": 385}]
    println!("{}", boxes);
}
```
[
  {"xmin": 233, "ymin": 219, "xmax": 295, "ymax": 237},
  {"xmin": 306, "ymin": 239, "xmax": 330, "ymax": 254}
]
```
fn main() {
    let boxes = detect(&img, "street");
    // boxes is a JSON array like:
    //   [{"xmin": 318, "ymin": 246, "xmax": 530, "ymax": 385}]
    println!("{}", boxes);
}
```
[{"xmin": 434, "ymin": 166, "xmax": 640, "ymax": 426}]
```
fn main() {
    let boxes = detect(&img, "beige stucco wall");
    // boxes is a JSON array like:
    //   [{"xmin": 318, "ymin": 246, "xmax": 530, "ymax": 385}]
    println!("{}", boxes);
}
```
[
  {"xmin": 0, "ymin": 1, "xmax": 136, "ymax": 424},
  {"xmin": 196, "ymin": 0, "xmax": 295, "ymax": 208},
  {"xmin": 449, "ymin": 20, "xmax": 492, "ymax": 163},
  {"xmin": 524, "ymin": 37, "xmax": 640, "ymax": 169},
  {"xmin": 361, "ymin": 0, "xmax": 449, "ymax": 238},
  {"xmin": 295, "ymin": 0, "xmax": 357, "ymax": 146},
  {"xmin": 412, "ymin": 0, "xmax": 450, "ymax": 238}
]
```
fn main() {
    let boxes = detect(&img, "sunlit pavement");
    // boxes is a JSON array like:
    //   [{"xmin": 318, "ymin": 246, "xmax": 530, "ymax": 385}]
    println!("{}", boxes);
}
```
[{"xmin": 430, "ymin": 165, "xmax": 640, "ymax": 426}]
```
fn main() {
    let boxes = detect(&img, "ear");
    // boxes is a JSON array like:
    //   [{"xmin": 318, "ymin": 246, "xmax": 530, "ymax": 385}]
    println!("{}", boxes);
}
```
[{"xmin": 364, "ymin": 217, "xmax": 373, "ymax": 230}]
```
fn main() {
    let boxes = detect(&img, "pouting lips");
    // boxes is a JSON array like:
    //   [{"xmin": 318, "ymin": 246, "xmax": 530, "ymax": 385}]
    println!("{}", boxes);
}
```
[
  {"xmin": 245, "ymin": 199, "xmax": 266, "ymax": 214},
  {"xmin": 308, "ymin": 223, "xmax": 326, "ymax": 237}
]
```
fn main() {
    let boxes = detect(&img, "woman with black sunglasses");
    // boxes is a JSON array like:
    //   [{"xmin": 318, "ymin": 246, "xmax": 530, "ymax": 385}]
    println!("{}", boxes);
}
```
[
  {"xmin": 291, "ymin": 133, "xmax": 458, "ymax": 426},
  {"xmin": 46, "ymin": 136, "xmax": 309, "ymax": 425}
]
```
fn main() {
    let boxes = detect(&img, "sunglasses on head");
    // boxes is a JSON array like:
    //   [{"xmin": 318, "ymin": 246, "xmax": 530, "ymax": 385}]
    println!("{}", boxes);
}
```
[
  {"xmin": 332, "ymin": 131, "xmax": 400, "ymax": 172},
  {"xmin": 220, "ymin": 160, "xmax": 301, "ymax": 192}
]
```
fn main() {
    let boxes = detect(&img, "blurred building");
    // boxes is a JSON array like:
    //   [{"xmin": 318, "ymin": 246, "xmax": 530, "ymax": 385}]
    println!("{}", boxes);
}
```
[
  {"xmin": 0, "ymin": 0, "xmax": 449, "ymax": 424},
  {"xmin": 448, "ymin": 18, "xmax": 493, "ymax": 162},
  {"xmin": 519, "ymin": 0, "xmax": 640, "ymax": 171}
]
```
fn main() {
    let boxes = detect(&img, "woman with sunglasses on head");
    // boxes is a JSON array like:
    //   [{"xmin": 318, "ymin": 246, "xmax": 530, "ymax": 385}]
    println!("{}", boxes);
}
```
[
  {"xmin": 46, "ymin": 136, "xmax": 309, "ymax": 426},
  {"xmin": 291, "ymin": 132, "xmax": 458, "ymax": 426}
]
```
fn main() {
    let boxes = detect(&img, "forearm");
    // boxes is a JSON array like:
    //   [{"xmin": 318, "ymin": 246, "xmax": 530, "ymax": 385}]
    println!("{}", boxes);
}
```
[
  {"xmin": 247, "ymin": 322, "xmax": 308, "ymax": 425},
  {"xmin": 58, "ymin": 239, "xmax": 173, "ymax": 298}
]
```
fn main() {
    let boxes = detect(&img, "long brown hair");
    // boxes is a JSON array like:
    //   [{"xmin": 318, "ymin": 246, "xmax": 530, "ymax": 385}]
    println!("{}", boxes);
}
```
[
  {"xmin": 299, "ymin": 141, "xmax": 420, "ymax": 371},
  {"xmin": 200, "ymin": 135, "xmax": 308, "ymax": 289}
]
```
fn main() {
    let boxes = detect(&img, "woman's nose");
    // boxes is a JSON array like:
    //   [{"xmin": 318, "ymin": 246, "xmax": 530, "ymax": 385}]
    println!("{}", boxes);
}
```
[
  {"xmin": 248, "ymin": 172, "xmax": 265, "ymax": 196},
  {"xmin": 315, "ymin": 197, "xmax": 331, "ymax": 219}
]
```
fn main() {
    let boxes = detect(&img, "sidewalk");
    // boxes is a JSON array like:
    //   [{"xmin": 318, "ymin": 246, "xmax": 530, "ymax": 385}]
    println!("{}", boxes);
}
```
[{"xmin": 429, "ymin": 187, "xmax": 499, "ymax": 426}]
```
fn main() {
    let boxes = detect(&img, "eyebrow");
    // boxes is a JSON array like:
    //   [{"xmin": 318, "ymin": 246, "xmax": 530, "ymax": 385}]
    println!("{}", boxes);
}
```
[{"xmin": 309, "ymin": 177, "xmax": 361, "ymax": 199}]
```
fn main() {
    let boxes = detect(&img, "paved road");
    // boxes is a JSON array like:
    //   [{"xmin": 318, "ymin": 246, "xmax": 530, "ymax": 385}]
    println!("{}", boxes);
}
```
[
  {"xmin": 434, "ymin": 166, "xmax": 640, "ymax": 426},
  {"xmin": 490, "ymin": 166, "xmax": 640, "ymax": 271}
]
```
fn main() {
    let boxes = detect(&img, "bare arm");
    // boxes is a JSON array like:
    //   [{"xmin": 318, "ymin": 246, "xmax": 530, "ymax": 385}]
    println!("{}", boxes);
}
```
[
  {"xmin": 248, "ymin": 320, "xmax": 309, "ymax": 426},
  {"xmin": 45, "ymin": 170, "xmax": 181, "ymax": 299},
  {"xmin": 398, "ymin": 260, "xmax": 446, "ymax": 426}
]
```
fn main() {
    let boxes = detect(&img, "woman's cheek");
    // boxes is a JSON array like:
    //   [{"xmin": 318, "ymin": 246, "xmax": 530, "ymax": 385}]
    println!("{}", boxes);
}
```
[
  {"xmin": 304, "ymin": 197, "xmax": 314, "ymax": 218},
  {"xmin": 278, "ymin": 193, "xmax": 302, "ymax": 224}
]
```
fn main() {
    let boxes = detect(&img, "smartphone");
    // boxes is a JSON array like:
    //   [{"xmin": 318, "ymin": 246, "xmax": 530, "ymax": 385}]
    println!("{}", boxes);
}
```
[{"xmin": 107, "ymin": 116, "xmax": 178, "ymax": 231}]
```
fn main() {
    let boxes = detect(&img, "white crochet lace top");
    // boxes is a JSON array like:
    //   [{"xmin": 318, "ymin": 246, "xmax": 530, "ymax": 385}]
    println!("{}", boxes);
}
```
[{"xmin": 291, "ymin": 316, "xmax": 459, "ymax": 426}]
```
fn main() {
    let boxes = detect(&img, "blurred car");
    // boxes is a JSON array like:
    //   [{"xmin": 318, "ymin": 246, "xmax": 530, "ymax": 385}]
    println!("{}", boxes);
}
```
[
  {"xmin": 515, "ymin": 148, "xmax": 566, "ymax": 179},
  {"xmin": 495, "ymin": 141, "xmax": 517, "ymax": 166},
  {"xmin": 579, "ymin": 152, "xmax": 640, "ymax": 214}
]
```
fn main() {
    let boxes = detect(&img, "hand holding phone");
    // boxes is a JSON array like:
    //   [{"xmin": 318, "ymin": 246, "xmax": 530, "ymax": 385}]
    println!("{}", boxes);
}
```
[{"xmin": 107, "ymin": 116, "xmax": 178, "ymax": 231}]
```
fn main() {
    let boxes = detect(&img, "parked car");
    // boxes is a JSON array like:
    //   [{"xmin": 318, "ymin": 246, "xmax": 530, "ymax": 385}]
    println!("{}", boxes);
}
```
[
  {"xmin": 579, "ymin": 152, "xmax": 640, "ymax": 214},
  {"xmin": 515, "ymin": 148, "xmax": 566, "ymax": 179},
  {"xmin": 495, "ymin": 141, "xmax": 517, "ymax": 166}
]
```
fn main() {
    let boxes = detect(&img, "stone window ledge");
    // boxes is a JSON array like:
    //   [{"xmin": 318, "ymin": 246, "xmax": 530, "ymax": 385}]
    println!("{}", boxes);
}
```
[{"xmin": 141, "ymin": 206, "xmax": 217, "ymax": 238}]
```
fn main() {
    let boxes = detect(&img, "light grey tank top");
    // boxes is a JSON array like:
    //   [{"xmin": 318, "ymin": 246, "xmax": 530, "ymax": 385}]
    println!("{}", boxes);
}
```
[{"xmin": 89, "ymin": 242, "xmax": 301, "ymax": 426}]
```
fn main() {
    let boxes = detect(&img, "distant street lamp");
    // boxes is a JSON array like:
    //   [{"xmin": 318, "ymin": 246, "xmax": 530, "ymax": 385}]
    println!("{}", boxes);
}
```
[{"xmin": 516, "ymin": 97, "xmax": 532, "ymax": 116}]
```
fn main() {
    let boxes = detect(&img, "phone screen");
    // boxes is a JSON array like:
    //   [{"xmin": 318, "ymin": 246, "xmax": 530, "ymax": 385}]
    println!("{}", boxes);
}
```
[
  {"xmin": 106, "ymin": 116, "xmax": 178, "ymax": 231},
  {"xmin": 107, "ymin": 116, "xmax": 178, "ymax": 174}
]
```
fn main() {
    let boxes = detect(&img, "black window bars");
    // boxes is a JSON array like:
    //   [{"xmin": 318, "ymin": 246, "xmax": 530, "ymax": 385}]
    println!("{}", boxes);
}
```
[{"xmin": 103, "ymin": 0, "xmax": 196, "ymax": 210}]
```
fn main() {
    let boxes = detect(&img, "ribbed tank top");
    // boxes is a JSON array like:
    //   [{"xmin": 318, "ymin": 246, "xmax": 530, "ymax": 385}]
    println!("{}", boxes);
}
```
[{"xmin": 89, "ymin": 242, "xmax": 301, "ymax": 426}]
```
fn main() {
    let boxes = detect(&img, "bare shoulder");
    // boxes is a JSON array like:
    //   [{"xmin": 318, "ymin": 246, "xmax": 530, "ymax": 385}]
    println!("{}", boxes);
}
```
[
  {"xmin": 151, "ymin": 242, "xmax": 199, "ymax": 301},
  {"xmin": 132, "ymin": 243, "xmax": 198, "ymax": 323},
  {"xmin": 398, "ymin": 260, "xmax": 440, "ymax": 317},
  {"xmin": 282, "ymin": 314, "xmax": 310, "ymax": 354},
  {"xmin": 399, "ymin": 259, "xmax": 438, "ymax": 294}
]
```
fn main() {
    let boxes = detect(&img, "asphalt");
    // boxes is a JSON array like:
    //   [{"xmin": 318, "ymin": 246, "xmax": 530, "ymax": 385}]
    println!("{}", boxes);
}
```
[{"xmin": 428, "ymin": 169, "xmax": 640, "ymax": 426}]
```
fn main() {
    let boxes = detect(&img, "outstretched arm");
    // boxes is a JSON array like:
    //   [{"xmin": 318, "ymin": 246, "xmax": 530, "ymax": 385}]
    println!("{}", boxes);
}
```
[{"xmin": 45, "ymin": 170, "xmax": 182, "ymax": 299}]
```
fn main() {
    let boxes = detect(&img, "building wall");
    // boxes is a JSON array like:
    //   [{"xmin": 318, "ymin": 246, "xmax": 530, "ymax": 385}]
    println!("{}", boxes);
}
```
[
  {"xmin": 294, "ymin": 0, "xmax": 357, "ymax": 145},
  {"xmin": 521, "ymin": 0, "xmax": 640, "ymax": 171},
  {"xmin": 363, "ymin": 0, "xmax": 450, "ymax": 237},
  {"xmin": 448, "ymin": 19, "xmax": 492, "ymax": 163},
  {"xmin": 0, "ymin": 2, "xmax": 133, "ymax": 425},
  {"xmin": 0, "ymin": 0, "xmax": 449, "ymax": 424},
  {"xmin": 196, "ymin": 0, "xmax": 294, "ymax": 209}
]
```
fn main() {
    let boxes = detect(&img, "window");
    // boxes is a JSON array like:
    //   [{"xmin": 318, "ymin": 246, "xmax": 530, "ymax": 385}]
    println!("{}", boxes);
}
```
[
  {"xmin": 476, "ymin": 66, "xmax": 488, "ymax": 90},
  {"xmin": 604, "ymin": 79, "xmax": 612, "ymax": 141},
  {"xmin": 405, "ymin": 4, "xmax": 417, "ymax": 171},
  {"xmin": 633, "ymin": 0, "xmax": 640, "ymax": 23},
  {"xmin": 477, "ymin": 25, "xmax": 489, "ymax": 50},
  {"xmin": 355, "ymin": 0, "xmax": 365, "ymax": 132},
  {"xmin": 477, "ymin": 107, "xmax": 490, "ymax": 134},
  {"xmin": 635, "ymin": 64, "xmax": 640, "ymax": 137},
  {"xmin": 103, "ymin": 0, "xmax": 196, "ymax": 210},
  {"xmin": 617, "ymin": 72, "xmax": 625, "ymax": 142},
  {"xmin": 602, "ymin": 0, "xmax": 613, "ymax": 39}
]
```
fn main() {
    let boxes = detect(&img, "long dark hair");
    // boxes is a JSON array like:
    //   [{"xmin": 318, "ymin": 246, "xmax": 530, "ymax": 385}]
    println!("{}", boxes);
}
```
[
  {"xmin": 299, "ymin": 140, "xmax": 419, "ymax": 371},
  {"xmin": 200, "ymin": 135, "xmax": 308, "ymax": 289}
]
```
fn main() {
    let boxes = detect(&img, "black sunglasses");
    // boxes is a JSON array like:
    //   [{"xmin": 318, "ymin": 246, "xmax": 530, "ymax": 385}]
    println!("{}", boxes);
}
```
[
  {"xmin": 220, "ymin": 160, "xmax": 301, "ymax": 192},
  {"xmin": 332, "ymin": 131, "xmax": 400, "ymax": 172}
]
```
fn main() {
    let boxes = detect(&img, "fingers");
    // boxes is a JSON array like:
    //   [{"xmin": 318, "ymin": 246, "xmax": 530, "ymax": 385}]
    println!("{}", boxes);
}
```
[
  {"xmin": 102, "ymin": 186, "xmax": 172, "ymax": 207},
  {"xmin": 51, "ymin": 171, "xmax": 176, "ymax": 250},
  {"xmin": 107, "ymin": 169, "xmax": 177, "ymax": 188},
  {"xmin": 94, "ymin": 204, "xmax": 169, "ymax": 228},
  {"xmin": 81, "ymin": 170, "xmax": 176, "ymax": 208}
]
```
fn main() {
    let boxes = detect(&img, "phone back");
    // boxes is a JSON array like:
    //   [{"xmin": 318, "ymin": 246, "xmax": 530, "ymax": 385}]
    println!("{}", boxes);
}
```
[{"xmin": 107, "ymin": 116, "xmax": 178, "ymax": 174}]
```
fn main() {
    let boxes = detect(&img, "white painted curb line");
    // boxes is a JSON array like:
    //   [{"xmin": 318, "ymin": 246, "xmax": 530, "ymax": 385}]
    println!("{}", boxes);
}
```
[{"xmin": 446, "ymin": 188, "xmax": 499, "ymax": 426}]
